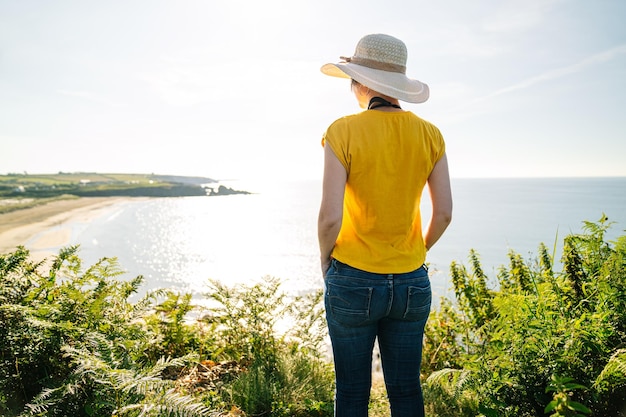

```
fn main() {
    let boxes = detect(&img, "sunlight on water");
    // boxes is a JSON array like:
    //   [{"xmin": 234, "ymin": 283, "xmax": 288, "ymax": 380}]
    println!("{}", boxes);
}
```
[
  {"xmin": 66, "ymin": 177, "xmax": 626, "ymax": 303},
  {"xmin": 73, "ymin": 180, "xmax": 323, "ymax": 297}
]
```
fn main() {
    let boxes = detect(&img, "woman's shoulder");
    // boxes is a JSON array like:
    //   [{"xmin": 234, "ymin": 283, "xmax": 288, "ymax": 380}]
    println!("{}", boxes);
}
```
[
  {"xmin": 404, "ymin": 110, "xmax": 437, "ymax": 125},
  {"xmin": 327, "ymin": 110, "xmax": 442, "ymax": 135},
  {"xmin": 326, "ymin": 112, "xmax": 365, "ymax": 132},
  {"xmin": 332, "ymin": 111, "xmax": 366, "ymax": 123},
  {"xmin": 405, "ymin": 112, "xmax": 443, "ymax": 135}
]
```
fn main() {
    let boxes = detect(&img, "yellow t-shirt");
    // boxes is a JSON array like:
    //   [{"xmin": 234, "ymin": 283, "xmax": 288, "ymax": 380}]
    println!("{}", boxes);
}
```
[{"xmin": 322, "ymin": 110, "xmax": 445, "ymax": 273}]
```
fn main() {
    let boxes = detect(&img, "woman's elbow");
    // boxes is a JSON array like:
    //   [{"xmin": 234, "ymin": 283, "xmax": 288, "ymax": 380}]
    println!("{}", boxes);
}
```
[
  {"xmin": 435, "ymin": 206, "xmax": 453, "ymax": 227},
  {"xmin": 319, "ymin": 214, "xmax": 342, "ymax": 233}
]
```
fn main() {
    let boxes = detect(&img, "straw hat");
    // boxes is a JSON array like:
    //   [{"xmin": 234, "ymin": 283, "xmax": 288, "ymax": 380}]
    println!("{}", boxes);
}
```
[{"xmin": 321, "ymin": 33, "xmax": 429, "ymax": 103}]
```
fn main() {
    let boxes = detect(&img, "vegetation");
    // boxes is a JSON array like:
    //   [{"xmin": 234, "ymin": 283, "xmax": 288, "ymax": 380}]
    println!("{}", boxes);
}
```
[
  {"xmin": 0, "ymin": 247, "xmax": 334, "ymax": 416},
  {"xmin": 1, "ymin": 216, "xmax": 625, "ymax": 416},
  {"xmin": 0, "ymin": 194, "xmax": 80, "ymax": 215},
  {"xmin": 0, "ymin": 173, "xmax": 249, "ymax": 211},
  {"xmin": 422, "ymin": 215, "xmax": 626, "ymax": 416}
]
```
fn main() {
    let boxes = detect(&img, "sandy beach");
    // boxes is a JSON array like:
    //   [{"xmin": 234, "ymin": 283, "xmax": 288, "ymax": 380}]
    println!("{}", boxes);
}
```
[{"xmin": 0, "ymin": 197, "xmax": 133, "ymax": 262}]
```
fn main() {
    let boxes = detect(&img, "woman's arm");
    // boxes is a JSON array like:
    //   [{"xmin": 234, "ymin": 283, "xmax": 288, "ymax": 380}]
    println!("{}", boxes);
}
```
[
  {"xmin": 424, "ymin": 153, "xmax": 453, "ymax": 251},
  {"xmin": 318, "ymin": 143, "xmax": 347, "ymax": 276}
]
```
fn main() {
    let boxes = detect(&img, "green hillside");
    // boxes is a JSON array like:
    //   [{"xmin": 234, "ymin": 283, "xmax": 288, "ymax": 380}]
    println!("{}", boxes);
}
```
[{"xmin": 0, "ymin": 173, "xmax": 248, "ymax": 214}]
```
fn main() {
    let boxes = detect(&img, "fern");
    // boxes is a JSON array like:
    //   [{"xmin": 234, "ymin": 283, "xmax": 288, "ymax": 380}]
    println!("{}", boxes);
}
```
[
  {"xmin": 426, "ymin": 368, "xmax": 472, "ymax": 395},
  {"xmin": 63, "ymin": 346, "xmax": 214, "ymax": 417},
  {"xmin": 2, "ymin": 246, "xmax": 335, "ymax": 416},
  {"xmin": 593, "ymin": 348, "xmax": 626, "ymax": 392},
  {"xmin": 422, "ymin": 218, "xmax": 626, "ymax": 415},
  {"xmin": 424, "ymin": 368, "xmax": 478, "ymax": 415}
]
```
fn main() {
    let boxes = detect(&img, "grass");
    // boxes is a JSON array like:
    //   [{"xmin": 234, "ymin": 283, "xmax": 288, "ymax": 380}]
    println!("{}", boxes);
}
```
[
  {"xmin": 0, "ymin": 172, "xmax": 156, "ymax": 185},
  {"xmin": 0, "ymin": 173, "xmax": 239, "ymax": 199},
  {"xmin": 369, "ymin": 375, "xmax": 391, "ymax": 416},
  {"xmin": 0, "ymin": 194, "xmax": 79, "ymax": 214}
]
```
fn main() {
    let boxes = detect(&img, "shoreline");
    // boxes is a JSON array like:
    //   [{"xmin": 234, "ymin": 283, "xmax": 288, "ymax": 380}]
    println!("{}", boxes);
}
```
[{"xmin": 0, "ymin": 197, "xmax": 137, "ymax": 262}]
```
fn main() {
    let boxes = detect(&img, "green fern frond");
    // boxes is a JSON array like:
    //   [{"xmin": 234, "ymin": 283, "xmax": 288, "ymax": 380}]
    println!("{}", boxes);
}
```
[
  {"xmin": 114, "ymin": 390, "xmax": 216, "ymax": 417},
  {"xmin": 593, "ymin": 348, "xmax": 626, "ymax": 391},
  {"xmin": 155, "ymin": 389, "xmax": 217, "ymax": 416},
  {"xmin": 426, "ymin": 368, "xmax": 472, "ymax": 392},
  {"xmin": 20, "ymin": 381, "xmax": 86, "ymax": 417},
  {"xmin": 20, "ymin": 387, "xmax": 58, "ymax": 416}
]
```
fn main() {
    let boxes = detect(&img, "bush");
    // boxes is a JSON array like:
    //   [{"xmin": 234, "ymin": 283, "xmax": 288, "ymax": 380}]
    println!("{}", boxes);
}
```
[
  {"xmin": 0, "ymin": 247, "xmax": 334, "ymax": 416},
  {"xmin": 423, "ymin": 216, "xmax": 626, "ymax": 416},
  {"xmin": 5, "ymin": 217, "xmax": 622, "ymax": 416},
  {"xmin": 202, "ymin": 277, "xmax": 334, "ymax": 416}
]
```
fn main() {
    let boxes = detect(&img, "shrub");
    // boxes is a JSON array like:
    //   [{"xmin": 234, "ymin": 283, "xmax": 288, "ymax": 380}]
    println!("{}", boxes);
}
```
[
  {"xmin": 423, "ymin": 216, "xmax": 626, "ymax": 416},
  {"xmin": 203, "ymin": 277, "xmax": 334, "ymax": 416},
  {"xmin": 0, "ymin": 246, "xmax": 334, "ymax": 416}
]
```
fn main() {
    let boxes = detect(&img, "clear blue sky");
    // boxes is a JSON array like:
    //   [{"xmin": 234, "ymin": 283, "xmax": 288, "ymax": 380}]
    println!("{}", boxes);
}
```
[{"xmin": 1, "ymin": 0, "xmax": 625, "ymax": 181}]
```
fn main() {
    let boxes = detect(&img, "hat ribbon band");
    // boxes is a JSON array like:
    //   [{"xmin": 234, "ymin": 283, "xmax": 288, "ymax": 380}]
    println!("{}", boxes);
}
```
[{"xmin": 340, "ymin": 56, "xmax": 406, "ymax": 74}]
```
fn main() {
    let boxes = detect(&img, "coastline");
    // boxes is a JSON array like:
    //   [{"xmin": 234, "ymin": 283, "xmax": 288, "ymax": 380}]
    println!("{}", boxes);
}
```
[{"xmin": 0, "ymin": 197, "xmax": 136, "ymax": 262}]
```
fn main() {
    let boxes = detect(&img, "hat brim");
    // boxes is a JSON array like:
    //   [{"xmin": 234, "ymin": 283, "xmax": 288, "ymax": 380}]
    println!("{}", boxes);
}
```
[{"xmin": 321, "ymin": 62, "xmax": 429, "ymax": 104}]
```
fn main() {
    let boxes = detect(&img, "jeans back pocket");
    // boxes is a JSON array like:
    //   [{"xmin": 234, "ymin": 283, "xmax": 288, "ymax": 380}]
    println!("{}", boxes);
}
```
[
  {"xmin": 403, "ymin": 285, "xmax": 431, "ymax": 321},
  {"xmin": 325, "ymin": 281, "xmax": 373, "ymax": 327}
]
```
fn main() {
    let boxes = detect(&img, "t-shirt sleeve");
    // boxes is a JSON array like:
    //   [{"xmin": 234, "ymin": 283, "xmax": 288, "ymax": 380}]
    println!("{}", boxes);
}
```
[
  {"xmin": 430, "ymin": 124, "xmax": 446, "ymax": 164},
  {"xmin": 321, "ymin": 120, "xmax": 351, "ymax": 173}
]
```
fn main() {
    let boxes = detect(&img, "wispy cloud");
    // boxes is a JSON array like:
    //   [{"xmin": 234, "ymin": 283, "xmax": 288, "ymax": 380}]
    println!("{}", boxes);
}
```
[
  {"xmin": 436, "ymin": 43, "xmax": 626, "ymax": 124},
  {"xmin": 472, "ymin": 43, "xmax": 626, "ymax": 104}
]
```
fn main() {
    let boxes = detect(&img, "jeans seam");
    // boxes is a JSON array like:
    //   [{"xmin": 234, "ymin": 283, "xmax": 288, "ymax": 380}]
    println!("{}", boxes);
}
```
[{"xmin": 386, "ymin": 280, "xmax": 393, "ymax": 316}]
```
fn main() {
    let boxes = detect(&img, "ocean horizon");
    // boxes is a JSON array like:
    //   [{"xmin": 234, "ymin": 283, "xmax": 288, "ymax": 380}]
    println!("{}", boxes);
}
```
[{"xmin": 24, "ymin": 176, "xmax": 626, "ymax": 302}]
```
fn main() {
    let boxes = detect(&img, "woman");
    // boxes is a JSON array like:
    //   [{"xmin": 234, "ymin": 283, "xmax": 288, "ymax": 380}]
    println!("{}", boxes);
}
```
[{"xmin": 318, "ymin": 34, "xmax": 452, "ymax": 417}]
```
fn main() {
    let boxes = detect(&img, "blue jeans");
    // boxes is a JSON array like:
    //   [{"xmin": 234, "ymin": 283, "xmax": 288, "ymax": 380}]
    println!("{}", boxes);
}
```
[{"xmin": 324, "ymin": 259, "xmax": 431, "ymax": 417}]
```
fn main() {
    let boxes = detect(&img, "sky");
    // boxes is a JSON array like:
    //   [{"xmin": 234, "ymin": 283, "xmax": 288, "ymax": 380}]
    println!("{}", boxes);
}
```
[{"xmin": 1, "ymin": 0, "xmax": 625, "ymax": 182}]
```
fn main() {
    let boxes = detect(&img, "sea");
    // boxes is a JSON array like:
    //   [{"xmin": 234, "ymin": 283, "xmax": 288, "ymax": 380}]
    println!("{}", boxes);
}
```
[{"xmin": 31, "ymin": 177, "xmax": 626, "ymax": 303}]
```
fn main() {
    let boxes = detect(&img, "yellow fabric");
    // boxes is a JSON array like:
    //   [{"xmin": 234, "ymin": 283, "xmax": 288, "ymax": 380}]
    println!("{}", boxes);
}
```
[{"xmin": 322, "ymin": 110, "xmax": 445, "ymax": 273}]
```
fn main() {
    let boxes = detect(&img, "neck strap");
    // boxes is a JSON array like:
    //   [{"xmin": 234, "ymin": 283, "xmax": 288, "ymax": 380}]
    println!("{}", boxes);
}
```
[{"xmin": 368, "ymin": 96, "xmax": 402, "ymax": 110}]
